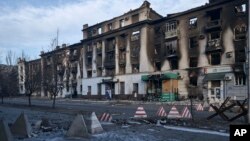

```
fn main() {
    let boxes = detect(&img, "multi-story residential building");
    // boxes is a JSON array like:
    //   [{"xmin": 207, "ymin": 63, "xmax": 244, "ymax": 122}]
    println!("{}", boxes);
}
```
[{"xmin": 18, "ymin": 0, "xmax": 249, "ymax": 103}]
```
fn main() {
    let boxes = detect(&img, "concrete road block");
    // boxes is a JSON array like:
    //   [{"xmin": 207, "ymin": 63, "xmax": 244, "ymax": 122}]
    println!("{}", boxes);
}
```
[
  {"xmin": 66, "ymin": 114, "xmax": 89, "ymax": 138},
  {"xmin": 0, "ymin": 119, "xmax": 13, "ymax": 141},
  {"xmin": 84, "ymin": 112, "xmax": 103, "ymax": 134},
  {"xmin": 10, "ymin": 113, "xmax": 32, "ymax": 138}
]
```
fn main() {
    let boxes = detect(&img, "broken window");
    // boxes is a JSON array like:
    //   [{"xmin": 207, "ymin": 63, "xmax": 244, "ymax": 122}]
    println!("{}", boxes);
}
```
[
  {"xmin": 189, "ymin": 17, "xmax": 197, "ymax": 28},
  {"xmin": 210, "ymin": 52, "xmax": 221, "ymax": 65},
  {"xmin": 166, "ymin": 21, "xmax": 177, "ymax": 31},
  {"xmin": 107, "ymin": 23, "xmax": 113, "ymax": 31},
  {"xmin": 155, "ymin": 62, "xmax": 161, "ymax": 71},
  {"xmin": 87, "ymin": 45, "xmax": 93, "ymax": 52},
  {"xmin": 97, "ymin": 68, "xmax": 102, "ymax": 77},
  {"xmin": 235, "ymin": 73, "xmax": 246, "ymax": 86},
  {"xmin": 106, "ymin": 68, "xmax": 115, "ymax": 76},
  {"xmin": 208, "ymin": 9, "xmax": 220, "ymax": 21},
  {"xmin": 88, "ymin": 86, "xmax": 91, "ymax": 95},
  {"xmin": 120, "ymin": 82, "xmax": 125, "ymax": 94},
  {"xmin": 164, "ymin": 40, "xmax": 177, "ymax": 56},
  {"xmin": 132, "ymin": 14, "xmax": 139, "ymax": 23},
  {"xmin": 189, "ymin": 57, "xmax": 198, "ymax": 67},
  {"xmin": 132, "ymin": 64, "xmax": 139, "ymax": 73},
  {"xmin": 235, "ymin": 4, "xmax": 246, "ymax": 13},
  {"xmin": 87, "ymin": 70, "xmax": 92, "ymax": 78},
  {"xmin": 189, "ymin": 76, "xmax": 198, "ymax": 86},
  {"xmin": 98, "ymin": 27, "xmax": 102, "ymax": 34},
  {"xmin": 97, "ymin": 83, "xmax": 101, "ymax": 95},
  {"xmin": 133, "ymin": 83, "xmax": 139, "ymax": 94},
  {"xmin": 170, "ymin": 58, "xmax": 178, "ymax": 70},
  {"xmin": 189, "ymin": 36, "xmax": 198, "ymax": 48},
  {"xmin": 120, "ymin": 19, "xmax": 125, "ymax": 27},
  {"xmin": 210, "ymin": 31, "xmax": 221, "ymax": 40},
  {"xmin": 234, "ymin": 24, "xmax": 247, "ymax": 40},
  {"xmin": 131, "ymin": 31, "xmax": 140, "ymax": 41}
]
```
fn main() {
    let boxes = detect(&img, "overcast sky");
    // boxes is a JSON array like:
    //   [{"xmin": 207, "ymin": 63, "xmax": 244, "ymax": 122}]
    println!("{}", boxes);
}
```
[{"xmin": 0, "ymin": 0, "xmax": 208, "ymax": 63}]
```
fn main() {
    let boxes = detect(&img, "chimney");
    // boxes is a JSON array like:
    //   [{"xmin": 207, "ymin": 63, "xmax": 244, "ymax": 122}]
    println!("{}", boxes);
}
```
[
  {"xmin": 62, "ymin": 44, "xmax": 67, "ymax": 48},
  {"xmin": 83, "ymin": 24, "xmax": 89, "ymax": 30}
]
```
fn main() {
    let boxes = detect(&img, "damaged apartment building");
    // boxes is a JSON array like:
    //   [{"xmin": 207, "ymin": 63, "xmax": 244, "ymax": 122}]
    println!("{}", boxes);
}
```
[{"xmin": 18, "ymin": 0, "xmax": 249, "ymax": 103}]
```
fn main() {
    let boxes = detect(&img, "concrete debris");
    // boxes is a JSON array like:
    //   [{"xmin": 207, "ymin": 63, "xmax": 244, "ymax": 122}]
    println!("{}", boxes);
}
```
[
  {"xmin": 10, "ymin": 113, "xmax": 32, "ymax": 138},
  {"xmin": 0, "ymin": 119, "xmax": 13, "ymax": 141}
]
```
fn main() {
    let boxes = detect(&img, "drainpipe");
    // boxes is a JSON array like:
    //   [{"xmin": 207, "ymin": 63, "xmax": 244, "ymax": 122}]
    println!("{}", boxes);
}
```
[{"xmin": 248, "ymin": 1, "xmax": 250, "ymax": 124}]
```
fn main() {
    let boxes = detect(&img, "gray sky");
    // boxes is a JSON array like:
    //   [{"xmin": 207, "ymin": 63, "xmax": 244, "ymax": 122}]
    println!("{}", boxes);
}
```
[{"xmin": 0, "ymin": 0, "xmax": 208, "ymax": 63}]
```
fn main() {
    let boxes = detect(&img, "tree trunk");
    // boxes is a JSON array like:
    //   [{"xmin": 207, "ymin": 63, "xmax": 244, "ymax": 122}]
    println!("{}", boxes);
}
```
[
  {"xmin": 28, "ymin": 94, "xmax": 31, "ymax": 107},
  {"xmin": 52, "ymin": 95, "xmax": 56, "ymax": 108}
]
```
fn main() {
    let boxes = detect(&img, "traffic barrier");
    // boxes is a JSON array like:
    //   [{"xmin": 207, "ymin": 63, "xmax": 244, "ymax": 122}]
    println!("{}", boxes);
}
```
[
  {"xmin": 134, "ymin": 106, "xmax": 147, "ymax": 118},
  {"xmin": 167, "ymin": 106, "xmax": 181, "ymax": 118},
  {"xmin": 99, "ymin": 113, "xmax": 112, "ymax": 122},
  {"xmin": 66, "ymin": 114, "xmax": 89, "ymax": 138},
  {"xmin": 10, "ymin": 112, "xmax": 32, "ymax": 138},
  {"xmin": 196, "ymin": 103, "xmax": 204, "ymax": 111},
  {"xmin": 84, "ymin": 112, "xmax": 103, "ymax": 134},
  {"xmin": 0, "ymin": 119, "xmax": 13, "ymax": 141},
  {"xmin": 156, "ymin": 106, "xmax": 167, "ymax": 117},
  {"xmin": 181, "ymin": 106, "xmax": 192, "ymax": 118}
]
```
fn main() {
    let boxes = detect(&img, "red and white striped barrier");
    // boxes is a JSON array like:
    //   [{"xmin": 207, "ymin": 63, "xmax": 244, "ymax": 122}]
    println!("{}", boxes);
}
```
[
  {"xmin": 156, "ymin": 106, "xmax": 167, "ymax": 117},
  {"xmin": 208, "ymin": 106, "xmax": 214, "ymax": 112},
  {"xmin": 134, "ymin": 106, "xmax": 147, "ymax": 118},
  {"xmin": 196, "ymin": 103, "xmax": 204, "ymax": 111},
  {"xmin": 99, "ymin": 113, "xmax": 112, "ymax": 122},
  {"xmin": 181, "ymin": 106, "xmax": 192, "ymax": 118},
  {"xmin": 167, "ymin": 106, "xmax": 181, "ymax": 118}
]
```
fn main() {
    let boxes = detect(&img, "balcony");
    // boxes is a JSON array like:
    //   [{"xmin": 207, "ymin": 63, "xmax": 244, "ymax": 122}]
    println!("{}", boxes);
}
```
[
  {"xmin": 206, "ymin": 39, "xmax": 223, "ymax": 53},
  {"xmin": 104, "ymin": 60, "xmax": 115, "ymax": 68},
  {"xmin": 205, "ymin": 20, "xmax": 222, "ymax": 31},
  {"xmin": 165, "ymin": 30, "xmax": 179, "ymax": 39}
]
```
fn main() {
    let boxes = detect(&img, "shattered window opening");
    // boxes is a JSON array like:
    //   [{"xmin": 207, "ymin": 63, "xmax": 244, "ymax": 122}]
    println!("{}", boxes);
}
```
[
  {"xmin": 189, "ymin": 17, "xmax": 197, "ymax": 28},
  {"xmin": 235, "ymin": 4, "xmax": 246, "ymax": 13},
  {"xmin": 234, "ymin": 73, "xmax": 246, "ymax": 86}
]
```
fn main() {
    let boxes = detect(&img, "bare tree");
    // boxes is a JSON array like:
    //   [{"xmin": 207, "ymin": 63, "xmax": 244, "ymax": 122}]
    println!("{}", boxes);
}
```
[
  {"xmin": 5, "ymin": 50, "xmax": 17, "ymax": 66},
  {"xmin": 25, "ymin": 62, "xmax": 41, "ymax": 106}
]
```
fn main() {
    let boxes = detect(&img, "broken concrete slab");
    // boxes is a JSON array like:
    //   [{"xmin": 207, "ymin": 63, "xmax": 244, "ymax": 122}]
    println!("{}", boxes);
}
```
[
  {"xmin": 10, "ymin": 112, "xmax": 32, "ymax": 138},
  {"xmin": 83, "ymin": 112, "xmax": 103, "ymax": 134},
  {"xmin": 0, "ymin": 119, "xmax": 13, "ymax": 141},
  {"xmin": 65, "ymin": 114, "xmax": 89, "ymax": 138}
]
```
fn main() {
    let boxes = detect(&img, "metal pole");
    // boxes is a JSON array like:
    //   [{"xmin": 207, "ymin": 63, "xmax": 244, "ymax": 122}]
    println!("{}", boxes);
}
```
[{"xmin": 248, "ymin": 1, "xmax": 250, "ymax": 124}]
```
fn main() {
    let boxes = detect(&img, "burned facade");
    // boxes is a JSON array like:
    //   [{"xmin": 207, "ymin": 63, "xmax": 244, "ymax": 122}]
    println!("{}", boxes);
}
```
[{"xmin": 18, "ymin": 0, "xmax": 249, "ymax": 103}]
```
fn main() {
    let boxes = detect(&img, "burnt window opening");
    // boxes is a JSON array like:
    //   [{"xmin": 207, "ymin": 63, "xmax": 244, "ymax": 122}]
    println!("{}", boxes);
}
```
[
  {"xmin": 20, "ymin": 85, "xmax": 24, "ymax": 91},
  {"xmin": 234, "ymin": 24, "xmax": 247, "ymax": 40},
  {"xmin": 155, "ymin": 62, "xmax": 161, "ymax": 71},
  {"xmin": 210, "ymin": 31, "xmax": 221, "ymax": 40},
  {"xmin": 211, "ymin": 80, "xmax": 220, "ymax": 87},
  {"xmin": 235, "ymin": 73, "xmax": 246, "ymax": 86},
  {"xmin": 131, "ymin": 46, "xmax": 140, "ymax": 57},
  {"xmin": 92, "ymin": 29, "xmax": 97, "ymax": 35},
  {"xmin": 87, "ymin": 70, "xmax": 92, "ymax": 78},
  {"xmin": 97, "ymin": 83, "xmax": 101, "ymax": 95},
  {"xmin": 120, "ymin": 82, "xmax": 125, "ymax": 94},
  {"xmin": 106, "ymin": 38, "xmax": 116, "ymax": 51},
  {"xmin": 87, "ymin": 86, "xmax": 91, "ymax": 95},
  {"xmin": 80, "ymin": 85, "xmax": 82, "ymax": 92},
  {"xmin": 170, "ymin": 58, "xmax": 178, "ymax": 70},
  {"xmin": 120, "ymin": 19, "xmax": 125, "ymax": 27},
  {"xmin": 132, "ymin": 64, "xmax": 139, "ymax": 73},
  {"xmin": 20, "ymin": 75, "xmax": 24, "ymax": 82},
  {"xmin": 235, "ymin": 4, "xmax": 246, "ymax": 13},
  {"xmin": 208, "ymin": 9, "xmax": 221, "ymax": 21},
  {"xmin": 97, "ymin": 68, "xmax": 102, "ymax": 77},
  {"xmin": 189, "ymin": 76, "xmax": 198, "ymax": 86},
  {"xmin": 166, "ymin": 21, "xmax": 177, "ymax": 31},
  {"xmin": 189, "ymin": 17, "xmax": 198, "ymax": 28},
  {"xmin": 107, "ymin": 52, "xmax": 115, "ymax": 61},
  {"xmin": 189, "ymin": 57, "xmax": 198, "ymax": 67},
  {"xmin": 98, "ymin": 27, "xmax": 102, "ymax": 34},
  {"xmin": 87, "ymin": 30, "xmax": 92, "ymax": 38},
  {"xmin": 106, "ymin": 68, "xmax": 115, "ymax": 76},
  {"xmin": 235, "ymin": 51, "xmax": 246, "ymax": 62},
  {"xmin": 87, "ymin": 57, "xmax": 92, "ymax": 66},
  {"xmin": 189, "ymin": 36, "xmax": 198, "ymax": 48},
  {"xmin": 119, "ymin": 35, "xmax": 127, "ymax": 49},
  {"xmin": 107, "ymin": 23, "xmax": 113, "ymax": 31},
  {"xmin": 210, "ymin": 52, "xmax": 221, "ymax": 65},
  {"xmin": 133, "ymin": 83, "xmax": 139, "ymax": 94},
  {"xmin": 119, "ymin": 66, "xmax": 126, "ymax": 74},
  {"xmin": 87, "ymin": 45, "xmax": 93, "ymax": 52},
  {"xmin": 132, "ymin": 14, "xmax": 139, "ymax": 23},
  {"xmin": 131, "ymin": 31, "xmax": 140, "ymax": 41},
  {"xmin": 164, "ymin": 40, "xmax": 177, "ymax": 56}
]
